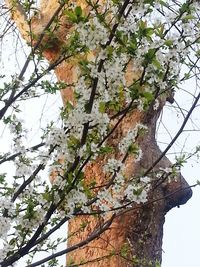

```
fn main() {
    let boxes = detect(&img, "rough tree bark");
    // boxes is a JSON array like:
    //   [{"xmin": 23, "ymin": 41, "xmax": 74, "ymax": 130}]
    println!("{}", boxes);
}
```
[{"xmin": 6, "ymin": 1, "xmax": 192, "ymax": 266}]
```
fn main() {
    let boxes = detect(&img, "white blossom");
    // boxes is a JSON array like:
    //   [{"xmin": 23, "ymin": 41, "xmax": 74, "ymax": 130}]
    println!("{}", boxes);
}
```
[
  {"xmin": 124, "ymin": 184, "xmax": 148, "ymax": 204},
  {"xmin": 77, "ymin": 17, "xmax": 109, "ymax": 50},
  {"xmin": 0, "ymin": 217, "xmax": 11, "ymax": 239},
  {"xmin": 140, "ymin": 176, "xmax": 151, "ymax": 183},
  {"xmin": 119, "ymin": 123, "xmax": 147, "ymax": 154},
  {"xmin": 153, "ymin": 99, "xmax": 160, "ymax": 111},
  {"xmin": 103, "ymin": 159, "xmax": 124, "ymax": 174}
]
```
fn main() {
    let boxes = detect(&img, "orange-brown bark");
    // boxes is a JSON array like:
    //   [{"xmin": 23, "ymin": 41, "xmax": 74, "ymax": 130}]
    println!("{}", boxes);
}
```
[
  {"xmin": 66, "ymin": 105, "xmax": 192, "ymax": 266},
  {"xmin": 6, "ymin": 1, "xmax": 192, "ymax": 266}
]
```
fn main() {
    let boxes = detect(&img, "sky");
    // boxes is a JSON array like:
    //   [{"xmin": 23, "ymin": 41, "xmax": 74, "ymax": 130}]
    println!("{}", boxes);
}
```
[{"xmin": 159, "ymin": 86, "xmax": 200, "ymax": 267}]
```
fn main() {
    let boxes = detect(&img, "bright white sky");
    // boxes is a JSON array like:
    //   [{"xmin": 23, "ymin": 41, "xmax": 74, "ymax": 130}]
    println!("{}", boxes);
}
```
[{"xmin": 159, "ymin": 83, "xmax": 200, "ymax": 267}]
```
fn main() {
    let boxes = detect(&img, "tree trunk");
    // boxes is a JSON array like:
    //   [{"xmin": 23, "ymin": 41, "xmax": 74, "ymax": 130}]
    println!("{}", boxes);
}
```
[
  {"xmin": 6, "ymin": 1, "xmax": 192, "ymax": 266},
  {"xmin": 66, "ymin": 106, "xmax": 192, "ymax": 267}
]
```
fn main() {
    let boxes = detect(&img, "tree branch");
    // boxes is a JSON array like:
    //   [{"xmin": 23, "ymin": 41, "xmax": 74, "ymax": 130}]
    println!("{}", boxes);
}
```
[
  {"xmin": 144, "ymin": 91, "xmax": 200, "ymax": 176},
  {"xmin": 26, "ymin": 214, "xmax": 115, "ymax": 267},
  {"xmin": 5, "ymin": 0, "xmax": 30, "ymax": 41}
]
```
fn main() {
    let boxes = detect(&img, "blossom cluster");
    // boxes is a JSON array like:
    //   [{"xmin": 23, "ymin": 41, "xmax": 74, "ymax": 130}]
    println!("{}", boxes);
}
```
[{"xmin": 119, "ymin": 123, "xmax": 148, "ymax": 154}]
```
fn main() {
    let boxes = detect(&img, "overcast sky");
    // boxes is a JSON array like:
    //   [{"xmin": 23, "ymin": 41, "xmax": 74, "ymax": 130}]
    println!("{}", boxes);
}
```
[{"xmin": 159, "ymin": 84, "xmax": 200, "ymax": 267}]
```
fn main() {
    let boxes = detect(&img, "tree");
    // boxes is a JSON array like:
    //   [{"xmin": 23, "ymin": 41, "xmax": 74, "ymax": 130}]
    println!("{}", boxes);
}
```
[{"xmin": 0, "ymin": 0, "xmax": 199, "ymax": 266}]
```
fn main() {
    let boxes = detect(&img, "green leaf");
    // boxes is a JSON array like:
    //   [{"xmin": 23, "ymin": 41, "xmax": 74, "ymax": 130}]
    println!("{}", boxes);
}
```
[
  {"xmin": 128, "ymin": 35, "xmax": 138, "ymax": 55},
  {"xmin": 145, "ymin": 27, "xmax": 154, "ymax": 38},
  {"xmin": 179, "ymin": 3, "xmax": 189, "ymax": 13},
  {"xmin": 0, "ymin": 173, "xmax": 6, "ymax": 183},
  {"xmin": 65, "ymin": 6, "xmax": 86, "ymax": 23},
  {"xmin": 196, "ymin": 50, "xmax": 200, "ymax": 57},
  {"xmin": 75, "ymin": 6, "xmax": 82, "ymax": 17},
  {"xmin": 112, "ymin": 0, "xmax": 120, "ymax": 4},
  {"xmin": 152, "ymin": 58, "xmax": 162, "ymax": 69},
  {"xmin": 158, "ymin": 0, "xmax": 168, "ymax": 7},
  {"xmin": 67, "ymin": 135, "xmax": 80, "ymax": 149},
  {"xmin": 42, "ymin": 192, "xmax": 52, "ymax": 202},
  {"xmin": 99, "ymin": 102, "xmax": 106, "ymax": 113},
  {"xmin": 79, "ymin": 59, "xmax": 90, "ymax": 74},
  {"xmin": 155, "ymin": 260, "xmax": 161, "ymax": 267},
  {"xmin": 142, "ymin": 91, "xmax": 154, "ymax": 102},
  {"xmin": 128, "ymin": 143, "xmax": 139, "ymax": 155},
  {"xmin": 25, "ymin": 200, "xmax": 35, "ymax": 219},
  {"xmin": 99, "ymin": 146, "xmax": 113, "ymax": 154},
  {"xmin": 129, "ymin": 83, "xmax": 140, "ymax": 100},
  {"xmin": 182, "ymin": 14, "xmax": 196, "ymax": 22},
  {"xmin": 120, "ymin": 243, "xmax": 130, "ymax": 257},
  {"xmin": 133, "ymin": 187, "xmax": 143, "ymax": 196},
  {"xmin": 139, "ymin": 20, "xmax": 147, "ymax": 31},
  {"xmin": 143, "ymin": 48, "xmax": 156, "ymax": 65},
  {"xmin": 144, "ymin": 0, "xmax": 154, "ymax": 5},
  {"xmin": 155, "ymin": 24, "xmax": 165, "ymax": 38},
  {"xmin": 183, "ymin": 72, "xmax": 191, "ymax": 80},
  {"xmin": 64, "ymin": 10, "xmax": 78, "ymax": 23},
  {"xmin": 164, "ymin": 39, "xmax": 173, "ymax": 47}
]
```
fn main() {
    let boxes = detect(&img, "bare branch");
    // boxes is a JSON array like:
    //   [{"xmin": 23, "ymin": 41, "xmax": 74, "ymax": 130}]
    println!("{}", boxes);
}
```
[{"xmin": 5, "ymin": 0, "xmax": 30, "ymax": 41}]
